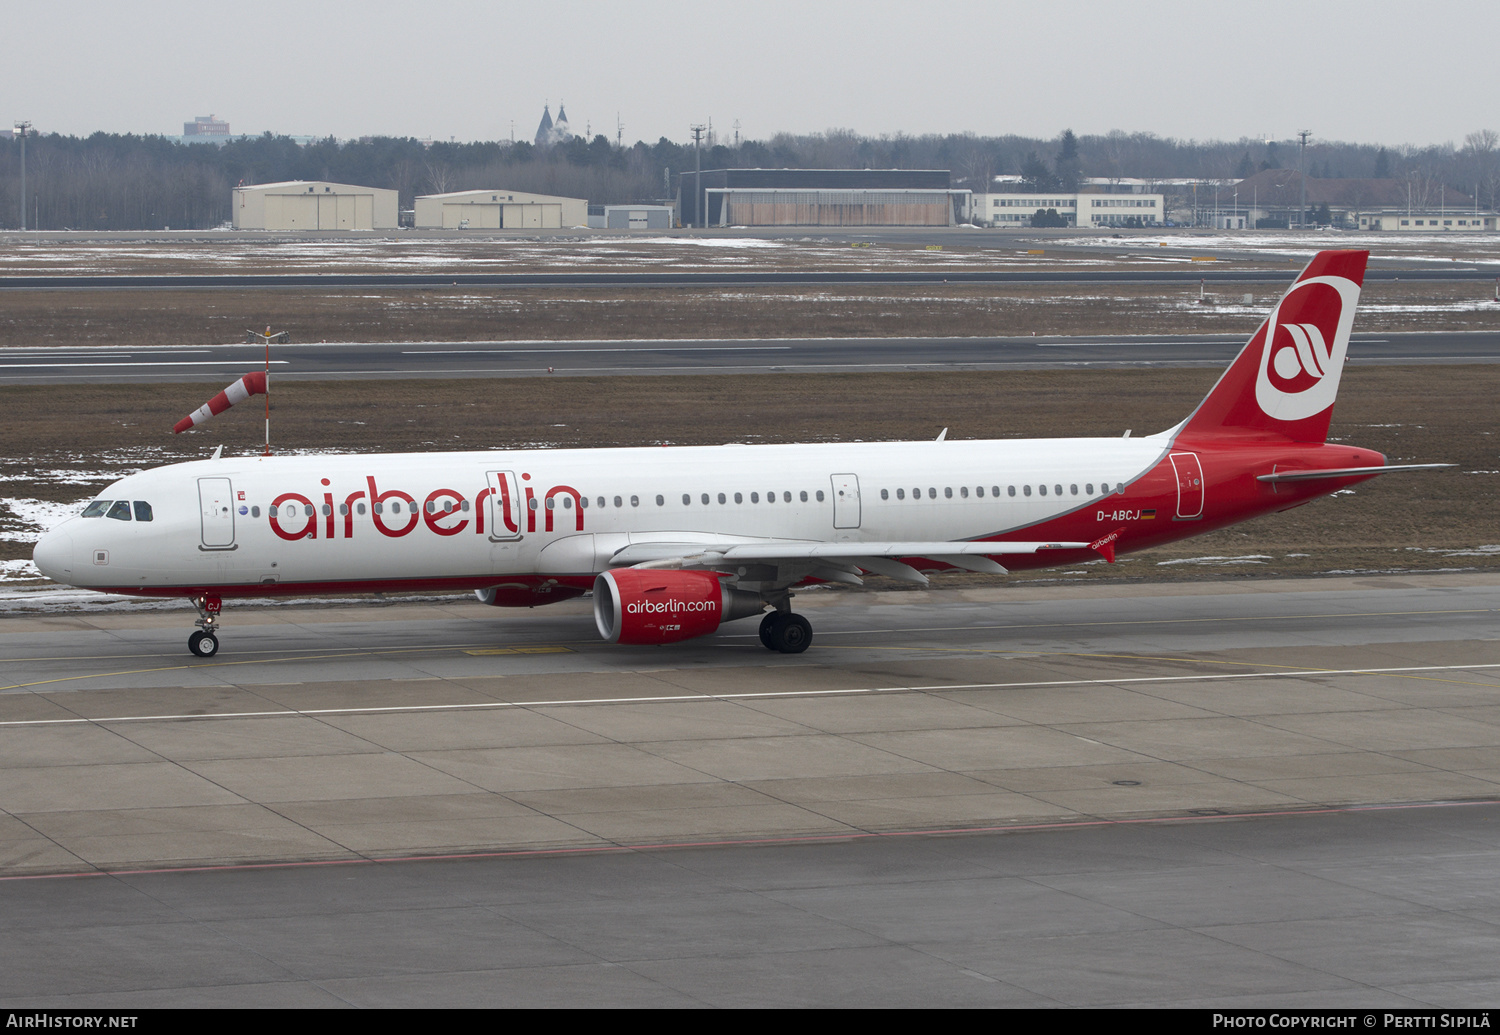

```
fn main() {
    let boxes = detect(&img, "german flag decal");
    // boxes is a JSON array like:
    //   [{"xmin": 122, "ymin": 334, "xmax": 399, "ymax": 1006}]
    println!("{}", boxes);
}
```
[{"xmin": 1141, "ymin": 509, "xmax": 1157, "ymax": 519}]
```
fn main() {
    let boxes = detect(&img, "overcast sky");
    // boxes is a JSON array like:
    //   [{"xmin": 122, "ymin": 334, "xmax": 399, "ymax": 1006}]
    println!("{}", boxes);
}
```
[{"xmin": 6, "ymin": 0, "xmax": 1496, "ymax": 149}]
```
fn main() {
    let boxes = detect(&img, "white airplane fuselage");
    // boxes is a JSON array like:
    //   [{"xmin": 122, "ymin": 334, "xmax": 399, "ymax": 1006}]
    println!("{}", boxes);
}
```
[{"xmin": 31, "ymin": 432, "xmax": 1375, "ymax": 599}]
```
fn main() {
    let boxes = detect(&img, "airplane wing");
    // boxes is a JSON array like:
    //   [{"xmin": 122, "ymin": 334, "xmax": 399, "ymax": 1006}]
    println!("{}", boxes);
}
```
[{"xmin": 608, "ymin": 539, "xmax": 1091, "ymax": 586}]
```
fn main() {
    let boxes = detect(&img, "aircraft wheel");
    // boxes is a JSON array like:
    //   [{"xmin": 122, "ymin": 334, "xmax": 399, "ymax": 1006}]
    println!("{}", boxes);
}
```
[
  {"xmin": 759, "ymin": 611, "xmax": 781, "ymax": 650},
  {"xmin": 189, "ymin": 631, "xmax": 219, "ymax": 658},
  {"xmin": 770, "ymin": 613, "xmax": 812, "ymax": 654}
]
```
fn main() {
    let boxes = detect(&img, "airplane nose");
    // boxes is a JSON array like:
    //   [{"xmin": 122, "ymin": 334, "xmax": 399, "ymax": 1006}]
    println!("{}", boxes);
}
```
[{"xmin": 32, "ymin": 530, "xmax": 74, "ymax": 582}]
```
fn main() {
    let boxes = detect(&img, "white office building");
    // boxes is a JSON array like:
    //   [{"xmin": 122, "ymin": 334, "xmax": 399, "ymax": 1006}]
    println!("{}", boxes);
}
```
[{"xmin": 971, "ymin": 191, "xmax": 1164, "ymax": 228}]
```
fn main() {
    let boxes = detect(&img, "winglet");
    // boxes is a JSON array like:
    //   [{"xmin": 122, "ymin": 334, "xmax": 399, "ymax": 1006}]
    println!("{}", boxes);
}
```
[{"xmin": 1089, "ymin": 528, "xmax": 1123, "ymax": 564}]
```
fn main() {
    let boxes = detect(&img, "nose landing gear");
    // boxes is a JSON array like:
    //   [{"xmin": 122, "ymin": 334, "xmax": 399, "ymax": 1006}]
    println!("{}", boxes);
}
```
[{"xmin": 189, "ymin": 595, "xmax": 222, "ymax": 657}]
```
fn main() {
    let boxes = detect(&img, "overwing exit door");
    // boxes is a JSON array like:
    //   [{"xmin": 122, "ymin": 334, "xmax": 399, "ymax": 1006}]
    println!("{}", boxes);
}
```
[{"xmin": 831, "ymin": 473, "xmax": 861, "ymax": 529}]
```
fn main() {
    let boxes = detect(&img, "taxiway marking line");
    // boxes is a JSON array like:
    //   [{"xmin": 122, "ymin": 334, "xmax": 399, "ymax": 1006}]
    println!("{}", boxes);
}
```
[
  {"xmin": 0, "ymin": 360, "xmax": 292, "ymax": 369},
  {"xmin": 1, "ymin": 661, "xmax": 1497, "ymax": 727},
  {"xmin": 405, "ymin": 345, "xmax": 795, "ymax": 355}
]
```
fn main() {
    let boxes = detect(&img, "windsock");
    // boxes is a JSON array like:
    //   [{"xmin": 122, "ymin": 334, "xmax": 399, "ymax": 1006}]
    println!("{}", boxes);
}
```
[{"xmin": 173, "ymin": 371, "xmax": 267, "ymax": 434}]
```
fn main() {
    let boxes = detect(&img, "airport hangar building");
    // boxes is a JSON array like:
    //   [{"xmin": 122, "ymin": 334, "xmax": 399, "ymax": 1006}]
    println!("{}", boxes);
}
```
[
  {"xmin": 678, "ymin": 168, "xmax": 968, "ymax": 227},
  {"xmin": 414, "ymin": 189, "xmax": 589, "ymax": 229},
  {"xmin": 232, "ymin": 181, "xmax": 400, "ymax": 230}
]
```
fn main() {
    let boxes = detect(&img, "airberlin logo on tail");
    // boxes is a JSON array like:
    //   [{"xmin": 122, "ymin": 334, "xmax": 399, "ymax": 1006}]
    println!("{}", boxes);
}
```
[{"xmin": 1255, "ymin": 274, "xmax": 1361, "ymax": 422}]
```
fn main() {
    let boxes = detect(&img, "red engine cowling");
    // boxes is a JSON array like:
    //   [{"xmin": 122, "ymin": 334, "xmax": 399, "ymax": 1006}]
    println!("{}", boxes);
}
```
[{"xmin": 593, "ymin": 569, "xmax": 761, "ymax": 645}]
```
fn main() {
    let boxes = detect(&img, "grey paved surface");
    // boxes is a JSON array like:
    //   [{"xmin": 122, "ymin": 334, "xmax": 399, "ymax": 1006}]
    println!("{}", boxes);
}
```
[
  {"xmin": 1, "ymin": 573, "xmax": 1497, "ymax": 1005},
  {"xmin": 0, "ymin": 803, "xmax": 1498, "ymax": 1007},
  {"xmin": 1, "ymin": 331, "xmax": 1495, "ymax": 385}
]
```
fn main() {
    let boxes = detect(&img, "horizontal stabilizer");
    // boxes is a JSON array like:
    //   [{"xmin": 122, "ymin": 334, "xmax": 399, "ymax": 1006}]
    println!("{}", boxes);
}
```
[{"xmin": 1256, "ymin": 463, "xmax": 1451, "ymax": 483}]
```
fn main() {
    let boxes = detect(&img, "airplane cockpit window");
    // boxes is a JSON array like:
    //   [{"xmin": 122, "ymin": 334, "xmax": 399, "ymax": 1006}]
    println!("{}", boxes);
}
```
[
  {"xmin": 133, "ymin": 501, "xmax": 153, "ymax": 522},
  {"xmin": 81, "ymin": 501, "xmax": 112, "ymax": 518},
  {"xmin": 106, "ymin": 501, "xmax": 133, "ymax": 521}
]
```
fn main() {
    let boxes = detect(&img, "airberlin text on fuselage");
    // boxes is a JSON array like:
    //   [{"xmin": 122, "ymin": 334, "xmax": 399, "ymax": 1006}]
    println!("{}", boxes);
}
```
[{"xmin": 266, "ymin": 474, "xmax": 581, "ymax": 542}]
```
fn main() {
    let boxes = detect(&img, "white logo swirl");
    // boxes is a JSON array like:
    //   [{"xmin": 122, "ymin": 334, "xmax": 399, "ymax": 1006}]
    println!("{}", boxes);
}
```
[{"xmin": 1255, "ymin": 275, "xmax": 1361, "ymax": 421}]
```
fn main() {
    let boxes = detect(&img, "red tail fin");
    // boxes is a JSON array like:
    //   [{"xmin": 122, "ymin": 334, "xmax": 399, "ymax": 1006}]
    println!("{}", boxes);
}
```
[{"xmin": 1175, "ymin": 250, "xmax": 1368, "ymax": 445}]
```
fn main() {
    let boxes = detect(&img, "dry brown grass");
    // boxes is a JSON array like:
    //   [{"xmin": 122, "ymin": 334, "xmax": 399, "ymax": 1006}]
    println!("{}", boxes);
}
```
[{"xmin": 3, "ymin": 279, "xmax": 1499, "ymax": 347}]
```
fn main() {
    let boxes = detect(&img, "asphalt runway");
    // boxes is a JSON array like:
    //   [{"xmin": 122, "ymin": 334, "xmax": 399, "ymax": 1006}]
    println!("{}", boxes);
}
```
[
  {"xmin": 2, "ymin": 331, "xmax": 1497, "ymax": 385},
  {"xmin": 1, "ymin": 574, "xmax": 1497, "ymax": 1005}
]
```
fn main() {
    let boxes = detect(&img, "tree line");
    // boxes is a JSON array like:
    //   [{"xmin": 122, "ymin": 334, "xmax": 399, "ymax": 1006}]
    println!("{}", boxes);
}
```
[{"xmin": 1, "ymin": 127, "xmax": 1496, "ymax": 231}]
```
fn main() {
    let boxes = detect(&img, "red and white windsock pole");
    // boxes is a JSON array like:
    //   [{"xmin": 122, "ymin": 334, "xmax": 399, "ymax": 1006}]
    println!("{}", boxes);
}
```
[{"xmin": 173, "ymin": 371, "xmax": 268, "ymax": 435}]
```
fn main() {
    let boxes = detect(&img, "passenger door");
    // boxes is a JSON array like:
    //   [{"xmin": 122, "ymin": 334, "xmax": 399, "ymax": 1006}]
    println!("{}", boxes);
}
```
[
  {"xmin": 831, "ymin": 473, "xmax": 861, "ymax": 529},
  {"xmin": 486, "ymin": 471, "xmax": 523, "ymax": 540},
  {"xmin": 198, "ymin": 477, "xmax": 236, "ymax": 549},
  {"xmin": 1169, "ymin": 452, "xmax": 1205, "ymax": 520}
]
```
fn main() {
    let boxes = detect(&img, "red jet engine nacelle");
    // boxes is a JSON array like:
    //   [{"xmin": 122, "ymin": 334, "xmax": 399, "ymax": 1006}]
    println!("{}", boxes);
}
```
[{"xmin": 593, "ymin": 569, "xmax": 763, "ymax": 645}]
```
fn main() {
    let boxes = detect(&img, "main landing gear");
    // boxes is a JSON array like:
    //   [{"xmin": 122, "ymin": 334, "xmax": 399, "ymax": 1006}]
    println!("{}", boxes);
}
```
[
  {"xmin": 188, "ymin": 595, "xmax": 222, "ymax": 657},
  {"xmin": 759, "ymin": 610, "xmax": 812, "ymax": 654}
]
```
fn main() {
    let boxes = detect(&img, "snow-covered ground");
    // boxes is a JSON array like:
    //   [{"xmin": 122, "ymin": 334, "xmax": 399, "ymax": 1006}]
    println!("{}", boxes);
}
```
[{"xmin": 1063, "ymin": 232, "xmax": 1500, "ymax": 265}]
